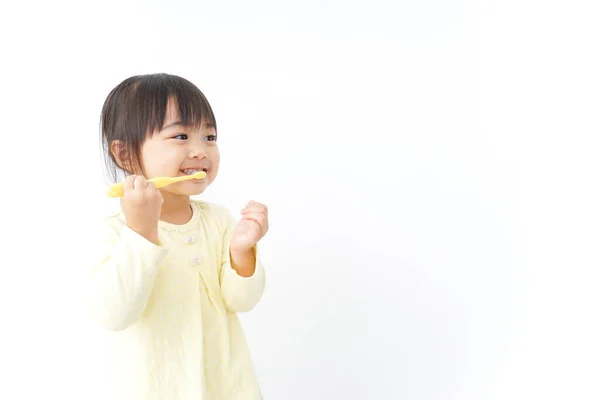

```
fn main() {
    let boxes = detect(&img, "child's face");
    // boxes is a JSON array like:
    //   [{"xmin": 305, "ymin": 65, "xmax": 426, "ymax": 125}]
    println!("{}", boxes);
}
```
[{"xmin": 139, "ymin": 100, "xmax": 219, "ymax": 197}]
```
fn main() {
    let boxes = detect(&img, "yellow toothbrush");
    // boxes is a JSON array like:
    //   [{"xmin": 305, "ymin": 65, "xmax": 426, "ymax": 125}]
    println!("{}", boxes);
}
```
[{"xmin": 107, "ymin": 171, "xmax": 207, "ymax": 198}]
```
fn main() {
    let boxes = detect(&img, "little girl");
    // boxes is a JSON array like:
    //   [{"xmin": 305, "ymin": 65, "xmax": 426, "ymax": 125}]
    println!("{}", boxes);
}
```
[{"xmin": 88, "ymin": 73, "xmax": 268, "ymax": 399}]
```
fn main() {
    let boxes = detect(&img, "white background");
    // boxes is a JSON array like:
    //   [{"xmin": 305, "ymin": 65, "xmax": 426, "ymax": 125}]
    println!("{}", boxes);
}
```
[{"xmin": 1, "ymin": 0, "xmax": 598, "ymax": 399}]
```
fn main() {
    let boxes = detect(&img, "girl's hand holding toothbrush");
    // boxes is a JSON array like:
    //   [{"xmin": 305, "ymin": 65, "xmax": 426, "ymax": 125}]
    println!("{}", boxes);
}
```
[{"xmin": 120, "ymin": 175, "xmax": 163, "ymax": 245}]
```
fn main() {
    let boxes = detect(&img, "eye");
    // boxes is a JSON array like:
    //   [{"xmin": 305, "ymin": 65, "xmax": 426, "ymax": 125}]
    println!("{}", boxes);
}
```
[
  {"xmin": 173, "ymin": 133, "xmax": 188, "ymax": 140},
  {"xmin": 205, "ymin": 135, "xmax": 217, "ymax": 142}
]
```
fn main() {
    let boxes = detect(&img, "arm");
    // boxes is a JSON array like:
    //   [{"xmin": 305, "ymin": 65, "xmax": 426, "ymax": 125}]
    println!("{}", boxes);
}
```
[
  {"xmin": 219, "ymin": 208, "xmax": 266, "ymax": 313},
  {"xmin": 87, "ymin": 220, "xmax": 167, "ymax": 331}
]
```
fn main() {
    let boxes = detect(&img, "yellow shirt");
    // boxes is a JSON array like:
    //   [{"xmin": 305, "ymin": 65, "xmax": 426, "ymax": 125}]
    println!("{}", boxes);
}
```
[{"xmin": 88, "ymin": 200, "xmax": 266, "ymax": 399}]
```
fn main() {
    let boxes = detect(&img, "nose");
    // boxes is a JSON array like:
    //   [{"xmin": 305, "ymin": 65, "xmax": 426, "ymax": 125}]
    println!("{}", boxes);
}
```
[{"xmin": 189, "ymin": 139, "xmax": 208, "ymax": 159}]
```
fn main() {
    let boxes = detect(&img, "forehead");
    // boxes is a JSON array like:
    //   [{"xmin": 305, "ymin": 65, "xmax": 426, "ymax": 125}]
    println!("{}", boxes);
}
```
[
  {"xmin": 163, "ymin": 98, "xmax": 181, "ymax": 122},
  {"xmin": 162, "ymin": 98, "xmax": 215, "ymax": 131}
]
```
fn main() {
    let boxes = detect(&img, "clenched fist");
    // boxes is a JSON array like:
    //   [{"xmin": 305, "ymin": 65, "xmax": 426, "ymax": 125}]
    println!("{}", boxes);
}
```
[{"xmin": 230, "ymin": 201, "xmax": 269, "ymax": 252}]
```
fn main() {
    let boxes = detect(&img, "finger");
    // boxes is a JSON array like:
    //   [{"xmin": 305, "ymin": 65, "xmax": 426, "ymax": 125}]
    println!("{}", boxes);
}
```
[
  {"xmin": 254, "ymin": 202, "xmax": 268, "ymax": 215},
  {"xmin": 149, "ymin": 186, "xmax": 164, "ymax": 203},
  {"xmin": 242, "ymin": 203, "xmax": 268, "ymax": 215},
  {"xmin": 241, "ymin": 208, "xmax": 267, "ymax": 219},
  {"xmin": 147, "ymin": 183, "xmax": 163, "ymax": 200},
  {"xmin": 242, "ymin": 211, "xmax": 267, "ymax": 222},
  {"xmin": 241, "ymin": 206, "xmax": 266, "ymax": 216},
  {"xmin": 123, "ymin": 175, "xmax": 137, "ymax": 193},
  {"xmin": 144, "ymin": 180, "xmax": 157, "ymax": 191},
  {"xmin": 134, "ymin": 175, "xmax": 148, "ymax": 191},
  {"xmin": 242, "ymin": 212, "xmax": 269, "ymax": 232},
  {"xmin": 247, "ymin": 200, "xmax": 266, "ymax": 209}
]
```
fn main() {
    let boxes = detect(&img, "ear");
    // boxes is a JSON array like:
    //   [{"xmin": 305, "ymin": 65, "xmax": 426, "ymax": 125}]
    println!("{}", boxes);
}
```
[{"xmin": 110, "ymin": 140, "xmax": 132, "ymax": 172}]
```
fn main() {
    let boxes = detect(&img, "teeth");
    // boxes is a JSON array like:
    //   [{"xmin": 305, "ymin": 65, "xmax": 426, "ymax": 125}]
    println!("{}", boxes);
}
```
[{"xmin": 182, "ymin": 169, "xmax": 204, "ymax": 175}]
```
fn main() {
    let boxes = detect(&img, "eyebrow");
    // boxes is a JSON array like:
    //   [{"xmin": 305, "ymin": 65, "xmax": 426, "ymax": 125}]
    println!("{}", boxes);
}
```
[
  {"xmin": 161, "ymin": 120, "xmax": 185, "ymax": 131},
  {"xmin": 160, "ymin": 120, "xmax": 216, "ymax": 131}
]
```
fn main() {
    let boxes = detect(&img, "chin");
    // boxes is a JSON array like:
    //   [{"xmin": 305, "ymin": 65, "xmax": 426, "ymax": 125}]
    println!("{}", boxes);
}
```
[
  {"xmin": 161, "ymin": 180, "xmax": 208, "ymax": 197},
  {"xmin": 185, "ymin": 180, "xmax": 209, "ymax": 196},
  {"xmin": 164, "ymin": 188, "xmax": 205, "ymax": 198},
  {"xmin": 188, "ymin": 187, "xmax": 207, "ymax": 196}
]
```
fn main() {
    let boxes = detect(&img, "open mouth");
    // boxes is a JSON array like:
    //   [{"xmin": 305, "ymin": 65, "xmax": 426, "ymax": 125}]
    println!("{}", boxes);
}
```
[{"xmin": 181, "ymin": 168, "xmax": 207, "ymax": 175}]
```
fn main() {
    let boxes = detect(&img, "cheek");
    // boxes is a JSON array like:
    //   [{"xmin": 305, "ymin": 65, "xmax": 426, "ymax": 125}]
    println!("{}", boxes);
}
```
[
  {"xmin": 140, "ymin": 142, "xmax": 181, "ymax": 174},
  {"xmin": 208, "ymin": 151, "xmax": 220, "ymax": 179},
  {"xmin": 138, "ymin": 147, "xmax": 153, "ymax": 175}
]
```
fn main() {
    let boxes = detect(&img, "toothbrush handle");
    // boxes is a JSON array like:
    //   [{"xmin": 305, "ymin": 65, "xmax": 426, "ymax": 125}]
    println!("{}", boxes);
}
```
[
  {"xmin": 106, "ymin": 182, "xmax": 126, "ymax": 198},
  {"xmin": 106, "ymin": 177, "xmax": 182, "ymax": 198}
]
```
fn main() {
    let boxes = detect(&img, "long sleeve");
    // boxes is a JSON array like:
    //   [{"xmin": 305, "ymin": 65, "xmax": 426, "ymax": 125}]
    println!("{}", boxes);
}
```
[
  {"xmin": 218, "ymin": 208, "xmax": 266, "ymax": 313},
  {"xmin": 88, "ymin": 218, "xmax": 167, "ymax": 331}
]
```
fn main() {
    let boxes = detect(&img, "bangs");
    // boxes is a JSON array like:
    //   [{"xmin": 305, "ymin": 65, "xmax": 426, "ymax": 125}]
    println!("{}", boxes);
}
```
[{"xmin": 132, "ymin": 74, "xmax": 217, "ymax": 135}]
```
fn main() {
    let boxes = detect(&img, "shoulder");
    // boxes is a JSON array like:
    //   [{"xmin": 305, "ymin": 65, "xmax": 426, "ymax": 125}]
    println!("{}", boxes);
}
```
[
  {"xmin": 85, "ymin": 209, "xmax": 127, "ymax": 251},
  {"xmin": 96, "ymin": 208, "xmax": 126, "ymax": 237},
  {"xmin": 192, "ymin": 199, "xmax": 235, "ymax": 228},
  {"xmin": 192, "ymin": 199, "xmax": 231, "ymax": 216}
]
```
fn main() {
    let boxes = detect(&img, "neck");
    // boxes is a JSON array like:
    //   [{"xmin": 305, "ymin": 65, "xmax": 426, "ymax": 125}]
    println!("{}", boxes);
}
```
[{"xmin": 159, "ymin": 191, "xmax": 193, "ymax": 225}]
